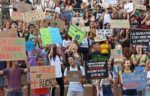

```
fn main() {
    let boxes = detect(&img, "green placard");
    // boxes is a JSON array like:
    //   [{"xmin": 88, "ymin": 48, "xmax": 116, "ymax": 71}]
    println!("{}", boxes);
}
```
[
  {"xmin": 68, "ymin": 25, "xmax": 86, "ymax": 44},
  {"xmin": 40, "ymin": 28, "xmax": 52, "ymax": 46}
]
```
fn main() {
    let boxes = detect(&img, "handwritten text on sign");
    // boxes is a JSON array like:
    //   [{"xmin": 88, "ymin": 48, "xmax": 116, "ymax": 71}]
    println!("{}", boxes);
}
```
[
  {"xmin": 85, "ymin": 61, "xmax": 108, "ymax": 79},
  {"xmin": 30, "ymin": 66, "xmax": 55, "ymax": 89},
  {"xmin": 0, "ymin": 38, "xmax": 26, "ymax": 61},
  {"xmin": 131, "ymin": 29, "xmax": 150, "ymax": 45},
  {"xmin": 122, "ymin": 72, "xmax": 147, "ymax": 90}
]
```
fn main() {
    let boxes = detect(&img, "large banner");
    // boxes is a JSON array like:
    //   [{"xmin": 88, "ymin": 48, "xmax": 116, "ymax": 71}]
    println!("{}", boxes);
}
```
[
  {"xmin": 68, "ymin": 25, "xmax": 86, "ymax": 44},
  {"xmin": 0, "ymin": 38, "xmax": 26, "ymax": 61},
  {"xmin": 30, "ymin": 66, "xmax": 55, "ymax": 89},
  {"xmin": 85, "ymin": 61, "xmax": 108, "ymax": 79},
  {"xmin": 11, "ymin": 12, "xmax": 23, "ymax": 21},
  {"xmin": 111, "ymin": 20, "xmax": 130, "ymax": 28},
  {"xmin": 130, "ymin": 29, "xmax": 150, "ymax": 45},
  {"xmin": 0, "ymin": 29, "xmax": 18, "ymax": 38},
  {"xmin": 23, "ymin": 9, "xmax": 44, "ymax": 22},
  {"xmin": 122, "ymin": 72, "xmax": 147, "ymax": 90}
]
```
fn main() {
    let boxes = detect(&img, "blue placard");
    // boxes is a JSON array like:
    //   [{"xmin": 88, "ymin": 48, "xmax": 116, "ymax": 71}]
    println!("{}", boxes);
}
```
[
  {"xmin": 49, "ymin": 27, "xmax": 63, "ymax": 44},
  {"xmin": 122, "ymin": 72, "xmax": 147, "ymax": 90},
  {"xmin": 25, "ymin": 41, "xmax": 34, "ymax": 51}
]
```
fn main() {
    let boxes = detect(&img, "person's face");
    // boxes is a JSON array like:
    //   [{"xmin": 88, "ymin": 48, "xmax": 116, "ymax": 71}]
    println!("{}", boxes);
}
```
[
  {"xmin": 136, "ymin": 45, "xmax": 141, "ymax": 54},
  {"xmin": 123, "ymin": 13, "xmax": 127, "ymax": 19},
  {"xmin": 72, "ymin": 44, "xmax": 78, "ymax": 51},
  {"xmin": 124, "ymin": 60, "xmax": 131, "ymax": 68},
  {"xmin": 106, "ymin": 23, "xmax": 110, "ymax": 29},
  {"xmin": 12, "ymin": 61, "xmax": 18, "ymax": 68},
  {"xmin": 18, "ymin": 22, "xmax": 22, "ymax": 29},
  {"xmin": 11, "ymin": 23, "xmax": 17, "ymax": 28},
  {"xmin": 37, "ymin": 58, "xmax": 44, "ymax": 66},
  {"xmin": 29, "ymin": 25, "xmax": 35, "ymax": 32},
  {"xmin": 115, "ymin": 44, "xmax": 122, "ymax": 50},
  {"xmin": 93, "ymin": 43, "xmax": 100, "ymax": 51},
  {"xmin": 68, "ymin": 57, "xmax": 75, "ymax": 66},
  {"xmin": 6, "ymin": 21, "xmax": 11, "ymax": 28}
]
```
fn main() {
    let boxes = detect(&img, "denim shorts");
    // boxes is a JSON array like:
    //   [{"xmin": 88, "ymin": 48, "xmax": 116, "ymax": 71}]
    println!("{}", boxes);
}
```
[
  {"xmin": 7, "ymin": 90, "xmax": 23, "ymax": 96},
  {"xmin": 0, "ymin": 76, "xmax": 4, "ymax": 87}
]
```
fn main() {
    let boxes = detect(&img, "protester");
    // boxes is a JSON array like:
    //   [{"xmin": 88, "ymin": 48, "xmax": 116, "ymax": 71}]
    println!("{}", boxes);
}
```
[{"xmin": 64, "ymin": 56, "xmax": 85, "ymax": 96}]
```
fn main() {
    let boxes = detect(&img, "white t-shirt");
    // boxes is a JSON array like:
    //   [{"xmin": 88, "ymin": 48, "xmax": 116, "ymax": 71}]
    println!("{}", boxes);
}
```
[
  {"xmin": 64, "ymin": 65, "xmax": 85, "ymax": 92},
  {"xmin": 103, "ymin": 13, "xmax": 111, "ymax": 25},
  {"xmin": 62, "ymin": 39, "xmax": 72, "ymax": 48},
  {"xmin": 50, "ymin": 55, "xmax": 62, "ymax": 78}
]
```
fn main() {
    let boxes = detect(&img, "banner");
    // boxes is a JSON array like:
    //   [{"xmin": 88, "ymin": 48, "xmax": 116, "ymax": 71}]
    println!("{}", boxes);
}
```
[
  {"xmin": 111, "ymin": 20, "xmax": 130, "ymax": 28},
  {"xmin": 0, "ymin": 29, "xmax": 18, "ymax": 38},
  {"xmin": 11, "ymin": 12, "xmax": 23, "ymax": 20},
  {"xmin": 49, "ymin": 28, "xmax": 63, "ymax": 44},
  {"xmin": 0, "ymin": 38, "xmax": 26, "ymax": 61},
  {"xmin": 68, "ymin": 25, "xmax": 86, "ymax": 44},
  {"xmin": 130, "ymin": 29, "xmax": 150, "ymax": 45},
  {"xmin": 40, "ymin": 28, "xmax": 52, "ymax": 46},
  {"xmin": 17, "ymin": 2, "xmax": 32, "ymax": 12},
  {"xmin": 111, "ymin": 49, "xmax": 123, "ymax": 58},
  {"xmin": 67, "ymin": 71, "xmax": 81, "ymax": 82},
  {"xmin": 96, "ymin": 29, "xmax": 112, "ymax": 37},
  {"xmin": 85, "ymin": 61, "xmax": 108, "ymax": 79},
  {"xmin": 25, "ymin": 41, "xmax": 34, "ymax": 51},
  {"xmin": 30, "ymin": 66, "xmax": 55, "ymax": 89},
  {"xmin": 23, "ymin": 9, "xmax": 44, "ymax": 22},
  {"xmin": 122, "ymin": 72, "xmax": 147, "ymax": 90},
  {"xmin": 102, "ymin": 0, "xmax": 117, "ymax": 8}
]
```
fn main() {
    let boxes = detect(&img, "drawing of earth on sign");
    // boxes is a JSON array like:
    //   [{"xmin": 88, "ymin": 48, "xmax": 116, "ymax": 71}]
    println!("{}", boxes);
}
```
[{"xmin": 75, "ymin": 35, "xmax": 80, "ymax": 40}]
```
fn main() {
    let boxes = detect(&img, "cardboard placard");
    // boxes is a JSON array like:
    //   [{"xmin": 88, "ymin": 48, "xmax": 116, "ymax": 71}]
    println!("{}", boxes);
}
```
[
  {"xmin": 102, "ymin": 0, "xmax": 117, "ymax": 8},
  {"xmin": 30, "ymin": 66, "xmax": 56, "ymax": 89},
  {"xmin": 68, "ymin": 25, "xmax": 86, "ymax": 44},
  {"xmin": 111, "ymin": 49, "xmax": 123, "ymax": 58},
  {"xmin": 94, "ymin": 35, "xmax": 107, "ymax": 42},
  {"xmin": 79, "ymin": 26, "xmax": 90, "ymax": 33},
  {"xmin": 67, "ymin": 71, "xmax": 81, "ymax": 82},
  {"xmin": 0, "ymin": 38, "xmax": 26, "ymax": 61},
  {"xmin": 135, "ymin": 5, "xmax": 146, "ymax": 10},
  {"xmin": 122, "ymin": 72, "xmax": 147, "ymax": 90},
  {"xmin": 124, "ymin": 3, "xmax": 133, "ymax": 13},
  {"xmin": 23, "ymin": 9, "xmax": 44, "ymax": 23},
  {"xmin": 85, "ymin": 61, "xmax": 108, "ymax": 79},
  {"xmin": 96, "ymin": 29, "xmax": 112, "ymax": 37},
  {"xmin": 72, "ymin": 17, "xmax": 85, "ymax": 26},
  {"xmin": 25, "ymin": 41, "xmax": 34, "ymax": 51},
  {"xmin": 17, "ymin": 2, "xmax": 32, "ymax": 12},
  {"xmin": 111, "ymin": 20, "xmax": 130, "ymax": 29},
  {"xmin": 11, "ymin": 11, "xmax": 23, "ymax": 20},
  {"xmin": 40, "ymin": 28, "xmax": 52, "ymax": 46},
  {"xmin": 0, "ymin": 28, "xmax": 18, "ymax": 38},
  {"xmin": 130, "ymin": 29, "xmax": 150, "ymax": 45}
]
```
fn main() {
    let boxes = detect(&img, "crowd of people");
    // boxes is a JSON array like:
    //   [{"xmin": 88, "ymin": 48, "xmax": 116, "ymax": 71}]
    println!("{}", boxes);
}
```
[{"xmin": 0, "ymin": 0, "xmax": 150, "ymax": 96}]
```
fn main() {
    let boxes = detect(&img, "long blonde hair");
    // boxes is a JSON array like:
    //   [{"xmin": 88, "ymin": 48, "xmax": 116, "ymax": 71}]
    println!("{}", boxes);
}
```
[{"xmin": 145, "ymin": 60, "xmax": 150, "ymax": 71}]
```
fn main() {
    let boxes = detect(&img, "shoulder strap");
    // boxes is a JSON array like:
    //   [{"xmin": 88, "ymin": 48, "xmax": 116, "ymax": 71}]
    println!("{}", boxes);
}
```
[{"xmin": 77, "ymin": 65, "xmax": 81, "ymax": 71}]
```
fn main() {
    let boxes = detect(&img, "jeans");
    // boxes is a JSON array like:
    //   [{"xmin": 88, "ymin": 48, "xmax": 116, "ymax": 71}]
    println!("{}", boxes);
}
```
[
  {"xmin": 113, "ymin": 66, "xmax": 122, "ymax": 77},
  {"xmin": 65, "ymin": 11, "xmax": 73, "ymax": 24},
  {"xmin": 7, "ymin": 90, "xmax": 23, "ymax": 96},
  {"xmin": 102, "ymin": 85, "xmax": 113, "ymax": 96},
  {"xmin": 52, "ymin": 77, "xmax": 64, "ymax": 96},
  {"xmin": 67, "ymin": 91, "xmax": 83, "ymax": 96}
]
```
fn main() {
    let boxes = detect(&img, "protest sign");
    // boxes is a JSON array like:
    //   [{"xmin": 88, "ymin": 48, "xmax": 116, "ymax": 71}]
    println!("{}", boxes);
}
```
[
  {"xmin": 25, "ymin": 41, "xmax": 34, "ymax": 51},
  {"xmin": 23, "ymin": 9, "xmax": 44, "ymax": 23},
  {"xmin": 30, "ymin": 66, "xmax": 55, "ymax": 89},
  {"xmin": 40, "ymin": 28, "xmax": 52, "ymax": 46},
  {"xmin": 0, "ymin": 38, "xmax": 26, "ymax": 61},
  {"xmin": 89, "ymin": 53, "xmax": 109, "ymax": 62},
  {"xmin": 79, "ymin": 26, "xmax": 90, "ymax": 33},
  {"xmin": 102, "ymin": 0, "xmax": 117, "ymax": 7},
  {"xmin": 0, "ymin": 28, "xmax": 18, "ymax": 38},
  {"xmin": 124, "ymin": 3, "xmax": 133, "ymax": 13},
  {"xmin": 135, "ymin": 5, "xmax": 146, "ymax": 10},
  {"xmin": 96, "ymin": 29, "xmax": 112, "ymax": 37},
  {"xmin": 49, "ymin": 28, "xmax": 63, "ymax": 44},
  {"xmin": 130, "ymin": 29, "xmax": 150, "ymax": 45},
  {"xmin": 111, "ymin": 20, "xmax": 130, "ymax": 28},
  {"xmin": 72, "ymin": 17, "xmax": 85, "ymax": 26},
  {"xmin": 11, "ymin": 11, "xmax": 23, "ymax": 20},
  {"xmin": 67, "ymin": 71, "xmax": 81, "ymax": 82},
  {"xmin": 94, "ymin": 35, "xmax": 107, "ymax": 42},
  {"xmin": 68, "ymin": 25, "xmax": 86, "ymax": 44},
  {"xmin": 17, "ymin": 2, "xmax": 32, "ymax": 12},
  {"xmin": 111, "ymin": 49, "xmax": 123, "ymax": 58},
  {"xmin": 122, "ymin": 72, "xmax": 147, "ymax": 90},
  {"xmin": 85, "ymin": 61, "xmax": 108, "ymax": 79}
]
